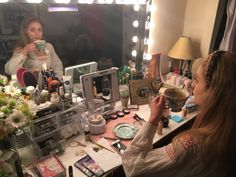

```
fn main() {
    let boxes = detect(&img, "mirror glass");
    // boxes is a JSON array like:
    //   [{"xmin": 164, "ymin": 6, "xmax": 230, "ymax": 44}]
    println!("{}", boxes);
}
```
[
  {"xmin": 64, "ymin": 61, "xmax": 97, "ymax": 94},
  {"xmin": 0, "ymin": 2, "xmax": 148, "ymax": 75}
]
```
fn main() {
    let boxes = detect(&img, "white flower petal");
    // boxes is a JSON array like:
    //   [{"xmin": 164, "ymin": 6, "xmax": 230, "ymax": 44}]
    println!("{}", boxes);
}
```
[{"xmin": 7, "ymin": 110, "xmax": 27, "ymax": 129}]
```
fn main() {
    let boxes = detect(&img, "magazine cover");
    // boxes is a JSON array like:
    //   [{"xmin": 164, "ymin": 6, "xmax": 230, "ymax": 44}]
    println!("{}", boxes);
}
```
[{"xmin": 74, "ymin": 154, "xmax": 104, "ymax": 177}]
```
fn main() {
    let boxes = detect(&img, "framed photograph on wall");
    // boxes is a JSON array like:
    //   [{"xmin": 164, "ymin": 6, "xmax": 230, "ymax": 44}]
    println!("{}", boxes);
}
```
[{"xmin": 129, "ymin": 78, "xmax": 155, "ymax": 105}]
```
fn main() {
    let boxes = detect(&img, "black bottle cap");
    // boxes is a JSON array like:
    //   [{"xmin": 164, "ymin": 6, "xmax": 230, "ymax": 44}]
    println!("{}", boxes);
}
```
[{"xmin": 69, "ymin": 165, "xmax": 73, "ymax": 177}]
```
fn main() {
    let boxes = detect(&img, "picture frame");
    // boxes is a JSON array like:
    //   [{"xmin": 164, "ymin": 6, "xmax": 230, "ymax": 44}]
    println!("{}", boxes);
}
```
[
  {"xmin": 129, "ymin": 78, "xmax": 155, "ymax": 105},
  {"xmin": 148, "ymin": 53, "xmax": 163, "ymax": 82}
]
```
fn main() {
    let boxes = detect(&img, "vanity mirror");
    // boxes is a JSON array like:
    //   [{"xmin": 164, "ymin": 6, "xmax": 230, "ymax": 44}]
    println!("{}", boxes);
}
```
[{"xmin": 0, "ymin": 0, "xmax": 152, "ymax": 75}]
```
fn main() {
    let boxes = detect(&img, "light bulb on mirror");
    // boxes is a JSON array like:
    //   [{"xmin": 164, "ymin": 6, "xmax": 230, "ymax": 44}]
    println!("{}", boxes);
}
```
[
  {"xmin": 133, "ymin": 4, "xmax": 140, "ymax": 11},
  {"xmin": 133, "ymin": 20, "xmax": 139, "ymax": 28},
  {"xmin": 78, "ymin": 0, "xmax": 85, "ymax": 3},
  {"xmin": 145, "ymin": 21, "xmax": 151, "ymax": 29},
  {"xmin": 144, "ymin": 38, "xmax": 153, "ymax": 45},
  {"xmin": 132, "ymin": 50, "xmax": 137, "ymax": 57},
  {"xmin": 115, "ymin": 0, "xmax": 123, "ymax": 4},
  {"xmin": 86, "ymin": 0, "xmax": 94, "ymax": 3},
  {"xmin": 98, "ymin": 0, "xmax": 105, "ymax": 3},
  {"xmin": 55, "ymin": 0, "xmax": 71, "ymax": 3},
  {"xmin": 0, "ymin": 0, "xmax": 9, "ymax": 3},
  {"xmin": 146, "ymin": 54, "xmax": 152, "ymax": 60},
  {"xmin": 123, "ymin": 0, "xmax": 131, "ymax": 4},
  {"xmin": 26, "ymin": 0, "xmax": 42, "ymax": 3},
  {"xmin": 105, "ymin": 0, "xmax": 113, "ymax": 3},
  {"xmin": 132, "ymin": 36, "xmax": 138, "ymax": 43},
  {"xmin": 138, "ymin": 0, "xmax": 146, "ymax": 4},
  {"xmin": 148, "ymin": 5, "xmax": 156, "ymax": 12}
]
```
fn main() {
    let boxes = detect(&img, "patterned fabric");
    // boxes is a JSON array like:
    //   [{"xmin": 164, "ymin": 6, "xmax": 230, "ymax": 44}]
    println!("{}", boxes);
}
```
[
  {"xmin": 178, "ymin": 135, "xmax": 198, "ymax": 150},
  {"xmin": 165, "ymin": 144, "xmax": 175, "ymax": 160},
  {"xmin": 122, "ymin": 123, "xmax": 207, "ymax": 177}
]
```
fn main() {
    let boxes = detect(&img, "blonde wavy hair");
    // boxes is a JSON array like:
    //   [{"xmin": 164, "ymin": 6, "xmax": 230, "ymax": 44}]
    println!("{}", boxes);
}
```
[{"xmin": 174, "ymin": 51, "xmax": 236, "ymax": 177}]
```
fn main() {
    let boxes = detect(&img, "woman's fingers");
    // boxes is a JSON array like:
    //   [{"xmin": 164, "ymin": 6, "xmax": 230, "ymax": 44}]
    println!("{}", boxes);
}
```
[
  {"xmin": 152, "ymin": 95, "xmax": 165, "ymax": 106},
  {"xmin": 159, "ymin": 95, "xmax": 166, "ymax": 106},
  {"xmin": 28, "ymin": 43, "xmax": 36, "ymax": 51}
]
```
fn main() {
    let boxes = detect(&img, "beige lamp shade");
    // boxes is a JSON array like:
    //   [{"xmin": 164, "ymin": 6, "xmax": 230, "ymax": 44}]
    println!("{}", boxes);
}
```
[{"xmin": 168, "ymin": 36, "xmax": 194, "ymax": 60}]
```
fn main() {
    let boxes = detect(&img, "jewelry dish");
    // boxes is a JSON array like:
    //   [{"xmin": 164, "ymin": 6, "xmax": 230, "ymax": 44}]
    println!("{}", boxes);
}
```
[{"xmin": 113, "ymin": 123, "xmax": 138, "ymax": 139}]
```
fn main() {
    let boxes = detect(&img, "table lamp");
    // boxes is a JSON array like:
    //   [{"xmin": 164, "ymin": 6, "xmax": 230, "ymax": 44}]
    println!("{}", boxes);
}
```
[{"xmin": 168, "ymin": 36, "xmax": 194, "ymax": 75}]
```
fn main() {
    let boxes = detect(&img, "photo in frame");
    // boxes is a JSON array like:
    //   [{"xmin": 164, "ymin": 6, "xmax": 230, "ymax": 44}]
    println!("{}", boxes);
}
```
[
  {"xmin": 148, "ymin": 53, "xmax": 163, "ymax": 82},
  {"xmin": 129, "ymin": 78, "xmax": 155, "ymax": 105}
]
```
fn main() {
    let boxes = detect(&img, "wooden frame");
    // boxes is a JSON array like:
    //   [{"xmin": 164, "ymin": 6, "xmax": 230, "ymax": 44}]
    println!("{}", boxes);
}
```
[{"xmin": 129, "ymin": 78, "xmax": 155, "ymax": 105}]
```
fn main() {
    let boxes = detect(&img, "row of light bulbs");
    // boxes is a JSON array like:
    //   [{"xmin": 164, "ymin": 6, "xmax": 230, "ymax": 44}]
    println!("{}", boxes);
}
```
[
  {"xmin": 0, "ymin": 0, "xmax": 154, "ymax": 60},
  {"xmin": 131, "ymin": 1, "xmax": 155, "ymax": 60},
  {"xmin": 0, "ymin": 0, "xmax": 147, "ymax": 4}
]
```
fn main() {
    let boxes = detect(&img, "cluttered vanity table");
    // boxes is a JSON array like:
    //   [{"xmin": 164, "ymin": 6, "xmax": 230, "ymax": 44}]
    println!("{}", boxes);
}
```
[
  {"xmin": 55, "ymin": 102, "xmax": 197, "ymax": 177},
  {"xmin": 1, "ymin": 63, "xmax": 198, "ymax": 177},
  {"xmin": 8, "ymin": 65, "xmax": 197, "ymax": 177}
]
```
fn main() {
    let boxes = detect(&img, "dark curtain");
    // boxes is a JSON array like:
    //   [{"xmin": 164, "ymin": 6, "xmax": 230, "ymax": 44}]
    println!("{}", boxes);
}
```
[
  {"xmin": 209, "ymin": 0, "xmax": 228, "ymax": 53},
  {"xmin": 219, "ymin": 0, "xmax": 236, "ymax": 52}
]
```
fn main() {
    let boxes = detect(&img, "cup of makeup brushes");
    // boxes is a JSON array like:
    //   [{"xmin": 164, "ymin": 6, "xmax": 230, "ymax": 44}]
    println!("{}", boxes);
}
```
[{"xmin": 164, "ymin": 88, "xmax": 189, "ymax": 112}]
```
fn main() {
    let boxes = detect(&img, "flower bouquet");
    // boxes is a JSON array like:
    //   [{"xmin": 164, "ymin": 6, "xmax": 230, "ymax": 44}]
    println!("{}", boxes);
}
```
[
  {"xmin": 0, "ymin": 75, "xmax": 37, "ymax": 140},
  {"xmin": 0, "ymin": 75, "xmax": 36, "ymax": 177}
]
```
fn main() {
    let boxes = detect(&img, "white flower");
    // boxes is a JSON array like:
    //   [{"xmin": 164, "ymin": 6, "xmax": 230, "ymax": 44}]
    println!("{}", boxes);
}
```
[
  {"xmin": 0, "ymin": 112, "xmax": 4, "ymax": 118},
  {"xmin": 4, "ymin": 85, "xmax": 21, "ymax": 97},
  {"xmin": 25, "ymin": 100, "xmax": 38, "ymax": 115},
  {"xmin": 5, "ymin": 110, "xmax": 27, "ymax": 129},
  {"xmin": 0, "ymin": 74, "xmax": 8, "ymax": 85}
]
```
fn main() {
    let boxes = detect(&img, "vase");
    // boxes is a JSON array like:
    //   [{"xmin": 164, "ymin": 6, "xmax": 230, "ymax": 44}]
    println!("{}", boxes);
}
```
[{"xmin": 0, "ymin": 136, "xmax": 24, "ymax": 177}]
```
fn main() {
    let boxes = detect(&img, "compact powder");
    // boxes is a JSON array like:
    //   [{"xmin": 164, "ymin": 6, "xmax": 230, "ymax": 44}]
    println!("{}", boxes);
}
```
[
  {"xmin": 117, "ymin": 111, "xmax": 125, "ymax": 117},
  {"xmin": 110, "ymin": 114, "xmax": 118, "ymax": 119},
  {"xmin": 123, "ymin": 108, "xmax": 130, "ymax": 114}
]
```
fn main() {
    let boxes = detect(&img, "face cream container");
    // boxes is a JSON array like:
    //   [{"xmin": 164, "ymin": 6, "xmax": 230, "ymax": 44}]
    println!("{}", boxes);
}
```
[
  {"xmin": 110, "ymin": 114, "xmax": 118, "ymax": 119},
  {"xmin": 117, "ymin": 111, "xmax": 125, "ymax": 117},
  {"xmin": 122, "ymin": 108, "xmax": 130, "ymax": 114}
]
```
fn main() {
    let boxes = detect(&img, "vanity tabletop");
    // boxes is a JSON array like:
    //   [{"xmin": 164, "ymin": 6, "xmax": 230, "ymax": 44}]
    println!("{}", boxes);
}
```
[{"xmin": 58, "ymin": 103, "xmax": 198, "ymax": 177}]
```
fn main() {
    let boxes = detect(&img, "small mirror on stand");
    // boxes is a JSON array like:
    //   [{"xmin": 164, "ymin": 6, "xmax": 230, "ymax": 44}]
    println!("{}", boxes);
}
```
[{"xmin": 80, "ymin": 68, "xmax": 120, "ymax": 115}]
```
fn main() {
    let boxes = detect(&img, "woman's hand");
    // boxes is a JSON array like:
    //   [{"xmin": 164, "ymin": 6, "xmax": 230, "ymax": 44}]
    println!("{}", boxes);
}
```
[
  {"xmin": 148, "ymin": 95, "xmax": 166, "ymax": 126},
  {"xmin": 21, "ymin": 43, "xmax": 36, "ymax": 56}
]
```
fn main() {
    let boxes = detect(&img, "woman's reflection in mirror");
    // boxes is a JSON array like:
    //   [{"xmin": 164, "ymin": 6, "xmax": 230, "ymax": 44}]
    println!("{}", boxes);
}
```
[{"xmin": 5, "ymin": 17, "xmax": 63, "ymax": 78}]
